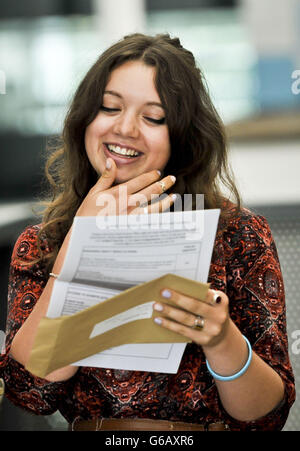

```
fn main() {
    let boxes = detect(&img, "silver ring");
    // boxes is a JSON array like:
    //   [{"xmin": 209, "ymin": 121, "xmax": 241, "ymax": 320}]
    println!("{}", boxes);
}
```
[
  {"xmin": 193, "ymin": 315, "xmax": 204, "ymax": 330},
  {"xmin": 158, "ymin": 181, "xmax": 166, "ymax": 193}
]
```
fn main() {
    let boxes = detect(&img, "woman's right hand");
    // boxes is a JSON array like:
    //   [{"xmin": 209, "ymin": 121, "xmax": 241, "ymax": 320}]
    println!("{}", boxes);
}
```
[{"xmin": 75, "ymin": 158, "xmax": 177, "ymax": 217}]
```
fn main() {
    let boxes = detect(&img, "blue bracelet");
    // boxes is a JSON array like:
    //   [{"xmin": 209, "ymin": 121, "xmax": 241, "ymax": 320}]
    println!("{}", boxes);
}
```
[{"xmin": 206, "ymin": 335, "xmax": 252, "ymax": 382}]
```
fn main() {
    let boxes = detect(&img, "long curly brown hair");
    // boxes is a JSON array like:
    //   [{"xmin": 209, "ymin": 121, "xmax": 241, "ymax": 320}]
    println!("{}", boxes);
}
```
[{"xmin": 34, "ymin": 33, "xmax": 242, "ymax": 271}]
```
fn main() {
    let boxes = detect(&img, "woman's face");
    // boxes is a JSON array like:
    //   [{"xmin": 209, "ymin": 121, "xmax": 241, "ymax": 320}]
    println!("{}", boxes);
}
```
[{"xmin": 85, "ymin": 60, "xmax": 171, "ymax": 184}]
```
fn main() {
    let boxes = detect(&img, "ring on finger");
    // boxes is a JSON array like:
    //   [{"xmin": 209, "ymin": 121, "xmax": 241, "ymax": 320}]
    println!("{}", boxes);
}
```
[
  {"xmin": 158, "ymin": 181, "xmax": 166, "ymax": 193},
  {"xmin": 193, "ymin": 315, "xmax": 205, "ymax": 330}
]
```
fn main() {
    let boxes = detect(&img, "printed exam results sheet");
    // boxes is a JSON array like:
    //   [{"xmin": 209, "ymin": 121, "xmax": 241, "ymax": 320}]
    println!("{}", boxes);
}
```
[{"xmin": 47, "ymin": 209, "xmax": 220, "ymax": 373}]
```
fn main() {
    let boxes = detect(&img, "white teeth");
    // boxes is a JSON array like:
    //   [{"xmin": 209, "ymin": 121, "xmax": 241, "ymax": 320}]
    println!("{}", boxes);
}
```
[{"xmin": 107, "ymin": 144, "xmax": 140, "ymax": 157}]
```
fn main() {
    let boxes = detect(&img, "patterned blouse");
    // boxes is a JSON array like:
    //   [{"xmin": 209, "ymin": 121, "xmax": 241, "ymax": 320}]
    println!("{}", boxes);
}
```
[{"xmin": 0, "ymin": 207, "xmax": 295, "ymax": 431}]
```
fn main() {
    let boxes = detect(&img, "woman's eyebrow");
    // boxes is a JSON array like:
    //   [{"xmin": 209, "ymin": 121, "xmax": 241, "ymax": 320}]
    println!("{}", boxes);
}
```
[{"xmin": 103, "ymin": 90, "xmax": 165, "ymax": 110}]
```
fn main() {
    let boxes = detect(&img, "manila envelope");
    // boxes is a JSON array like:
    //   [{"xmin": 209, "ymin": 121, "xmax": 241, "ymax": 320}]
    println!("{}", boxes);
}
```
[{"xmin": 26, "ymin": 273, "xmax": 210, "ymax": 378}]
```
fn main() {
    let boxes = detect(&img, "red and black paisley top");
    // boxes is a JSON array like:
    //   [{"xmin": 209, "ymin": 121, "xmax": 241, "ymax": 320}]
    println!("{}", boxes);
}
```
[{"xmin": 0, "ymin": 207, "xmax": 295, "ymax": 431}]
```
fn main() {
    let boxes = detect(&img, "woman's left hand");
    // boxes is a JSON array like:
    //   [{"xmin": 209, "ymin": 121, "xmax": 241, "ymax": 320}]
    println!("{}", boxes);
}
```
[{"xmin": 153, "ymin": 287, "xmax": 231, "ymax": 349}]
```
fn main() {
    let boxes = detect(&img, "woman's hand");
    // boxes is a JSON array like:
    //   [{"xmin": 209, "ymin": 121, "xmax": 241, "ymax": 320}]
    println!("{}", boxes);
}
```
[
  {"xmin": 153, "ymin": 287, "xmax": 286, "ymax": 422},
  {"xmin": 75, "ymin": 158, "xmax": 177, "ymax": 217},
  {"xmin": 153, "ymin": 287, "xmax": 231, "ymax": 349}
]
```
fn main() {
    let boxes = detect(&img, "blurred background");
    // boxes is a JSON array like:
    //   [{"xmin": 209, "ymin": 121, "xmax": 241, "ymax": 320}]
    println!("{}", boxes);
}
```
[{"xmin": 0, "ymin": 0, "xmax": 299, "ymax": 431}]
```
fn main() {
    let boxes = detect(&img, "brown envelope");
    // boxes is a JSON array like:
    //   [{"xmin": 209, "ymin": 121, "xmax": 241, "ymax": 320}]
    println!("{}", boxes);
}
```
[{"xmin": 26, "ymin": 273, "xmax": 210, "ymax": 378}]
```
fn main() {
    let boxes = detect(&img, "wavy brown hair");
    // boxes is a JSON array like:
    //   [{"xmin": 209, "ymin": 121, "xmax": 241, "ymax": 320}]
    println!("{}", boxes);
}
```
[{"xmin": 34, "ymin": 33, "xmax": 242, "ymax": 271}]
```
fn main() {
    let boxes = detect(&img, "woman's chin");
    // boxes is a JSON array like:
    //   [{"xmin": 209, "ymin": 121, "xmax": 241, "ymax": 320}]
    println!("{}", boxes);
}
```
[
  {"xmin": 114, "ymin": 168, "xmax": 142, "ymax": 184},
  {"xmin": 114, "ymin": 175, "xmax": 132, "ymax": 185}
]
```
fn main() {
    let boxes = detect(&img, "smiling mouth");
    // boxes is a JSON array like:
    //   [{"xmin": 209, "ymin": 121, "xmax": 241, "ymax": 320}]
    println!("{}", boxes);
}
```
[{"xmin": 105, "ymin": 143, "xmax": 143, "ymax": 159}]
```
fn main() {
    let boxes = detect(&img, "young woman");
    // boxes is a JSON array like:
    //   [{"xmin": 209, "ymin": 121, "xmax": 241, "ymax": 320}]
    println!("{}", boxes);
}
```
[{"xmin": 0, "ymin": 33, "xmax": 295, "ymax": 431}]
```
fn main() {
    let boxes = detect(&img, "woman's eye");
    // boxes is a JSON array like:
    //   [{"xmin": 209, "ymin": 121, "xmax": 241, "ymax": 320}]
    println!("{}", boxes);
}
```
[
  {"xmin": 100, "ymin": 106, "xmax": 120, "ymax": 112},
  {"xmin": 100, "ymin": 106, "xmax": 165, "ymax": 125},
  {"xmin": 145, "ymin": 116, "xmax": 166, "ymax": 125}
]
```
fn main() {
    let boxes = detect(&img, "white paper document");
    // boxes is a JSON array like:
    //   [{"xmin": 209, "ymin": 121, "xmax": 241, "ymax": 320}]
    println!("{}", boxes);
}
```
[{"xmin": 47, "ymin": 209, "xmax": 220, "ymax": 373}]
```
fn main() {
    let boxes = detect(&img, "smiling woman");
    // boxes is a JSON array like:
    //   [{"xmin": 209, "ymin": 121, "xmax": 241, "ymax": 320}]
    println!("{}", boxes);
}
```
[
  {"xmin": 0, "ymin": 33, "xmax": 295, "ymax": 432},
  {"xmin": 28, "ymin": 32, "xmax": 241, "ymax": 270},
  {"xmin": 84, "ymin": 61, "xmax": 171, "ymax": 184}
]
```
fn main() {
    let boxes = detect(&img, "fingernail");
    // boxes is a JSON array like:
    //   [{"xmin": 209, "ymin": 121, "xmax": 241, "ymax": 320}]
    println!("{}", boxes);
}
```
[
  {"xmin": 153, "ymin": 303, "xmax": 164, "ymax": 312},
  {"xmin": 171, "ymin": 194, "xmax": 177, "ymax": 201},
  {"xmin": 170, "ymin": 176, "xmax": 176, "ymax": 183},
  {"xmin": 161, "ymin": 289, "xmax": 171, "ymax": 298},
  {"xmin": 156, "ymin": 170, "xmax": 161, "ymax": 176},
  {"xmin": 106, "ymin": 158, "xmax": 112, "ymax": 170},
  {"xmin": 154, "ymin": 317, "xmax": 162, "ymax": 325}
]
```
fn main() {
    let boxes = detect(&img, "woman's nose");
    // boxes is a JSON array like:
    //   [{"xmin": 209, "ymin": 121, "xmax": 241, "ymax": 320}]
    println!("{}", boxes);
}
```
[{"xmin": 114, "ymin": 112, "xmax": 139, "ymax": 138}]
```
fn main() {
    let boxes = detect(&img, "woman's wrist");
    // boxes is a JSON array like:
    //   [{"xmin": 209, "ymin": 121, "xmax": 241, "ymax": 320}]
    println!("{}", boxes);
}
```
[
  {"xmin": 206, "ymin": 335, "xmax": 252, "ymax": 381},
  {"xmin": 202, "ymin": 320, "xmax": 249, "ymax": 379}
]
